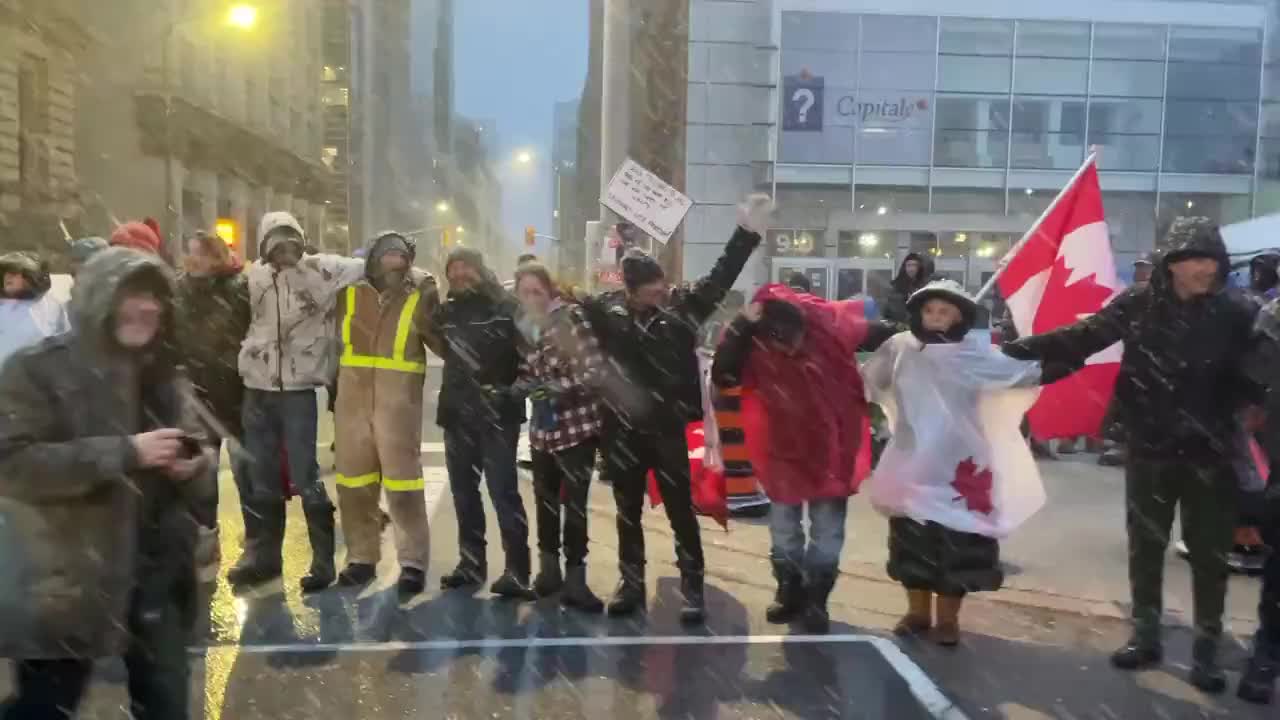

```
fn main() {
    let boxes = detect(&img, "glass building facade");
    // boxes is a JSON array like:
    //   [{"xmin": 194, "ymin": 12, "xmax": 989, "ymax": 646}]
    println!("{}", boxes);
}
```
[{"xmin": 684, "ymin": 1, "xmax": 1275, "ymax": 320}]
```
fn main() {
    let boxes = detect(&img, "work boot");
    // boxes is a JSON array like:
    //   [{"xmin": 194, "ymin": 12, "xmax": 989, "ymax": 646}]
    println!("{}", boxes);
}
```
[
  {"xmin": 934, "ymin": 595, "xmax": 964, "ymax": 647},
  {"xmin": 299, "ymin": 502, "xmax": 336, "ymax": 594},
  {"xmin": 680, "ymin": 573, "xmax": 707, "ymax": 625},
  {"xmin": 337, "ymin": 562, "xmax": 377, "ymax": 587},
  {"xmin": 765, "ymin": 568, "xmax": 806, "ymax": 624},
  {"xmin": 606, "ymin": 572, "xmax": 646, "ymax": 617},
  {"xmin": 803, "ymin": 572, "xmax": 837, "ymax": 634},
  {"xmin": 533, "ymin": 552, "xmax": 564, "ymax": 598},
  {"xmin": 1189, "ymin": 635, "xmax": 1227, "ymax": 694},
  {"xmin": 227, "ymin": 500, "xmax": 284, "ymax": 587},
  {"xmin": 560, "ymin": 564, "xmax": 604, "ymax": 613},
  {"xmin": 440, "ymin": 560, "xmax": 486, "ymax": 590},
  {"xmin": 893, "ymin": 589, "xmax": 933, "ymax": 637},
  {"xmin": 1110, "ymin": 637, "xmax": 1163, "ymax": 670},
  {"xmin": 491, "ymin": 570, "xmax": 536, "ymax": 600},
  {"xmin": 397, "ymin": 567, "xmax": 426, "ymax": 597},
  {"xmin": 1239, "ymin": 652, "xmax": 1278, "ymax": 704}
]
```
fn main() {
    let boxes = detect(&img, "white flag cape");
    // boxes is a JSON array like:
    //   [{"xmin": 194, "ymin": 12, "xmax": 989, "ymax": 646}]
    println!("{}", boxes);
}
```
[{"xmin": 862, "ymin": 332, "xmax": 1046, "ymax": 538}]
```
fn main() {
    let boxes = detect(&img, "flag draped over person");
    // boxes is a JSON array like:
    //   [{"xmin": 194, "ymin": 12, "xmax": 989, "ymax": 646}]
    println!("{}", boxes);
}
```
[{"xmin": 996, "ymin": 154, "xmax": 1122, "ymax": 440}]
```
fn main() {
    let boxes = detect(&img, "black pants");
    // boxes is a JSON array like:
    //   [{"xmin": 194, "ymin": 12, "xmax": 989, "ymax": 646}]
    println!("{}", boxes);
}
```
[
  {"xmin": 533, "ymin": 441, "xmax": 598, "ymax": 566},
  {"xmin": 1126, "ymin": 455, "xmax": 1236, "ymax": 645},
  {"xmin": 444, "ymin": 420, "xmax": 530, "ymax": 577},
  {"xmin": 2, "ymin": 596, "xmax": 192, "ymax": 720},
  {"xmin": 603, "ymin": 428, "xmax": 704, "ymax": 582}
]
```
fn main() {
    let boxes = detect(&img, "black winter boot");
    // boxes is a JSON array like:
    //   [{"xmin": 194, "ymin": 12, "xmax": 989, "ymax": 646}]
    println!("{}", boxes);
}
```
[
  {"xmin": 491, "ymin": 569, "xmax": 536, "ymax": 600},
  {"xmin": 1239, "ymin": 652, "xmax": 1278, "ymax": 704},
  {"xmin": 561, "ymin": 564, "xmax": 604, "ymax": 613},
  {"xmin": 607, "ymin": 569, "xmax": 646, "ymax": 617},
  {"xmin": 299, "ymin": 502, "xmax": 336, "ymax": 593},
  {"xmin": 1189, "ymin": 635, "xmax": 1227, "ymax": 694},
  {"xmin": 803, "ymin": 572, "xmax": 837, "ymax": 634},
  {"xmin": 227, "ymin": 499, "xmax": 285, "ymax": 587},
  {"xmin": 397, "ymin": 567, "xmax": 427, "ymax": 597},
  {"xmin": 766, "ymin": 564, "xmax": 806, "ymax": 624},
  {"xmin": 533, "ymin": 552, "xmax": 564, "ymax": 598},
  {"xmin": 337, "ymin": 563, "xmax": 377, "ymax": 587},
  {"xmin": 679, "ymin": 573, "xmax": 706, "ymax": 625},
  {"xmin": 1110, "ymin": 636, "xmax": 1162, "ymax": 670},
  {"xmin": 440, "ymin": 560, "xmax": 486, "ymax": 589}
]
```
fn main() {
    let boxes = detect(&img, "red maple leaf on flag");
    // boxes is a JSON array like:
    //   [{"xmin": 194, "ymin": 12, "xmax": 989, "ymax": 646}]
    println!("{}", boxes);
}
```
[
  {"xmin": 1030, "ymin": 255, "xmax": 1118, "ymax": 335},
  {"xmin": 952, "ymin": 457, "xmax": 994, "ymax": 515}
]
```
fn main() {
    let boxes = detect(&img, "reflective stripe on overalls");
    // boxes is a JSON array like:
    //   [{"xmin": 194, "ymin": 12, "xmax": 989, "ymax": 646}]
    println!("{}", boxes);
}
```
[{"xmin": 339, "ymin": 286, "xmax": 427, "ymax": 374}]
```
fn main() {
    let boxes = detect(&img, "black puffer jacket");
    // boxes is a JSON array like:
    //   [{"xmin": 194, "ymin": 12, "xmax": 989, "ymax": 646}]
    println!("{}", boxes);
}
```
[
  {"xmin": 435, "ymin": 286, "xmax": 525, "ymax": 429},
  {"xmin": 882, "ymin": 252, "xmax": 934, "ymax": 327},
  {"xmin": 1007, "ymin": 217, "xmax": 1260, "ymax": 459},
  {"xmin": 175, "ymin": 268, "xmax": 250, "ymax": 438},
  {"xmin": 581, "ymin": 226, "xmax": 761, "ymax": 433}
]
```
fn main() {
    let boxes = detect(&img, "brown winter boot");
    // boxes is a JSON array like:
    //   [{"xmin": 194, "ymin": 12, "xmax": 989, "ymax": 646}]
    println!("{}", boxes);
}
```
[
  {"xmin": 934, "ymin": 595, "xmax": 964, "ymax": 647},
  {"xmin": 893, "ymin": 589, "xmax": 933, "ymax": 636}
]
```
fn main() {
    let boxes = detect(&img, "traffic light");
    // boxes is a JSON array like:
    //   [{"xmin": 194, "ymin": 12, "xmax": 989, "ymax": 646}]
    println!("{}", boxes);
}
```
[
  {"xmin": 525, "ymin": 226, "xmax": 536, "ymax": 247},
  {"xmin": 214, "ymin": 218, "xmax": 238, "ymax": 248}
]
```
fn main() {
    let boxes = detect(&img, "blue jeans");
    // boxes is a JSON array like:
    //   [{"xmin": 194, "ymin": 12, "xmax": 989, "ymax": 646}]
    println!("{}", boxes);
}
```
[
  {"xmin": 241, "ymin": 389, "xmax": 329, "ymax": 512},
  {"xmin": 444, "ymin": 421, "xmax": 530, "ymax": 577},
  {"xmin": 769, "ymin": 498, "xmax": 849, "ymax": 578}
]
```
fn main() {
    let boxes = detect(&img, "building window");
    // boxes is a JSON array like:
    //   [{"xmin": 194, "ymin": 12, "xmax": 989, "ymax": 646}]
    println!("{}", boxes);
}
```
[
  {"xmin": 17, "ymin": 55, "xmax": 49, "ymax": 189},
  {"xmin": 1162, "ymin": 26, "xmax": 1261, "ymax": 175}
]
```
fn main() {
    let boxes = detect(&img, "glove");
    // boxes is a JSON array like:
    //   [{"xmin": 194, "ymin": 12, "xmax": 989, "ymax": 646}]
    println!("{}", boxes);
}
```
[
  {"xmin": 1001, "ymin": 340, "xmax": 1038, "ymax": 361},
  {"xmin": 737, "ymin": 193, "xmax": 774, "ymax": 237}
]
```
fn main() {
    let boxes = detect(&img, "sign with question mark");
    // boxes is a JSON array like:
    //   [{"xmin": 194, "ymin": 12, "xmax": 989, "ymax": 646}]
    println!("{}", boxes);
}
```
[{"xmin": 783, "ymin": 73, "xmax": 824, "ymax": 132}]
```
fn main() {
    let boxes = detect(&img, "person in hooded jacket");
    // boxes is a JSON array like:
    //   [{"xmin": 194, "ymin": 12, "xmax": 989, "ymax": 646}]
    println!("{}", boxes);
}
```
[
  {"xmin": 231, "ymin": 211, "xmax": 369, "ymax": 593},
  {"xmin": 0, "ymin": 251, "xmax": 69, "ymax": 370},
  {"xmin": 332, "ymin": 232, "xmax": 442, "ymax": 597},
  {"xmin": 436, "ymin": 247, "xmax": 534, "ymax": 599},
  {"xmin": 882, "ymin": 252, "xmax": 934, "ymax": 328},
  {"xmin": 711, "ymin": 284, "xmax": 895, "ymax": 633},
  {"xmin": 1004, "ymin": 217, "xmax": 1261, "ymax": 693},
  {"xmin": 174, "ymin": 230, "xmax": 251, "ymax": 581},
  {"xmin": 513, "ymin": 262, "xmax": 608, "ymax": 612},
  {"xmin": 1247, "ymin": 253, "xmax": 1280, "ymax": 304},
  {"xmin": 578, "ymin": 193, "xmax": 772, "ymax": 623},
  {"xmin": 0, "ymin": 247, "xmax": 212, "ymax": 719}
]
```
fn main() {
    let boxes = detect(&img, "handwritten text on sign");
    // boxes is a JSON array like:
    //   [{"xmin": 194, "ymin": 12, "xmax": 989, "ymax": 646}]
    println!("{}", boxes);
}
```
[{"xmin": 602, "ymin": 159, "xmax": 693, "ymax": 245}]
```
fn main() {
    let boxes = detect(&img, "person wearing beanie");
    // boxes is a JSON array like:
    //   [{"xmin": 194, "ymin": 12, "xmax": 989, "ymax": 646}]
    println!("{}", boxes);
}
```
[
  {"xmin": 230, "ymin": 211, "xmax": 370, "ymax": 593},
  {"xmin": 0, "ymin": 251, "xmax": 68, "ymax": 370},
  {"xmin": 435, "ymin": 245, "xmax": 535, "ymax": 599},
  {"xmin": 331, "ymin": 232, "xmax": 442, "ymax": 597},
  {"xmin": 110, "ymin": 220, "xmax": 163, "ymax": 256},
  {"xmin": 1005, "ymin": 217, "xmax": 1262, "ymax": 694},
  {"xmin": 711, "ymin": 285, "xmax": 894, "ymax": 633},
  {"xmin": 577, "ymin": 193, "xmax": 772, "ymax": 624}
]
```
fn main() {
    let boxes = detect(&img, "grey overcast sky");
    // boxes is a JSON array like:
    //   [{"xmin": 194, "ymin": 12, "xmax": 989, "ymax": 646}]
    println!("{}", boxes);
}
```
[{"xmin": 455, "ymin": 0, "xmax": 589, "ymax": 255}]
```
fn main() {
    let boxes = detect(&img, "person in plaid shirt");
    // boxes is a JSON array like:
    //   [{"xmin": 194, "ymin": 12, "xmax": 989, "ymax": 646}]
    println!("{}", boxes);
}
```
[{"xmin": 513, "ymin": 262, "xmax": 607, "ymax": 613}]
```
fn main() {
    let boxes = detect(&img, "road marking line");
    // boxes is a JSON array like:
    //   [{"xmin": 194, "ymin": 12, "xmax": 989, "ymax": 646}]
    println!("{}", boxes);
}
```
[{"xmin": 193, "ymin": 633, "xmax": 966, "ymax": 719}]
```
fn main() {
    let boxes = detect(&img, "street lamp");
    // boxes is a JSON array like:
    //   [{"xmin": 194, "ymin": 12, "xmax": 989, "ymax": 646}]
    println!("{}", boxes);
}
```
[
  {"xmin": 456, "ymin": 225, "xmax": 465, "ymax": 234},
  {"xmin": 435, "ymin": 201, "xmax": 450, "ymax": 214},
  {"xmin": 227, "ymin": 4, "xmax": 259, "ymax": 29},
  {"xmin": 516, "ymin": 150, "xmax": 534, "ymax": 165}
]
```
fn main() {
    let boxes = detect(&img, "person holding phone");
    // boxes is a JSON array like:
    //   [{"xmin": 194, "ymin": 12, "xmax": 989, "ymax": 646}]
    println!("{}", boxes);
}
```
[{"xmin": 0, "ymin": 247, "xmax": 212, "ymax": 719}]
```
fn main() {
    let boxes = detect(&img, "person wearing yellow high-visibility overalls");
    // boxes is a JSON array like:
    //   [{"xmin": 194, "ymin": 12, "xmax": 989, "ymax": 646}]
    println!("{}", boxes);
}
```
[{"xmin": 333, "ymin": 232, "xmax": 442, "ymax": 596}]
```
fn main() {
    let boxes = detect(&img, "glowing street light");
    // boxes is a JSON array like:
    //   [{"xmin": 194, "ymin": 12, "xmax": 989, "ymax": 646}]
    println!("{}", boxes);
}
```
[
  {"xmin": 435, "ymin": 201, "xmax": 450, "ymax": 214},
  {"xmin": 515, "ymin": 150, "xmax": 534, "ymax": 165},
  {"xmin": 227, "ymin": 4, "xmax": 259, "ymax": 30},
  {"xmin": 455, "ymin": 225, "xmax": 465, "ymax": 234}
]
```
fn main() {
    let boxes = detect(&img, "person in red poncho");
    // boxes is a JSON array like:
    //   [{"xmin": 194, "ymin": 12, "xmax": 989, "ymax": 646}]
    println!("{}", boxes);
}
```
[{"xmin": 711, "ymin": 284, "xmax": 894, "ymax": 632}]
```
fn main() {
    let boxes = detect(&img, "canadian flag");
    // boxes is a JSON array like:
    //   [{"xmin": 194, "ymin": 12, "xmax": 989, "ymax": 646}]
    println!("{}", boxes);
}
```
[{"xmin": 997, "ymin": 155, "xmax": 1122, "ymax": 440}]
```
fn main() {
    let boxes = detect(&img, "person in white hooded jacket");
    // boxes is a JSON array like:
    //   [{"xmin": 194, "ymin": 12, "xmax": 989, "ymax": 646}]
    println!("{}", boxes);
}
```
[{"xmin": 228, "ymin": 212, "xmax": 367, "ymax": 592}]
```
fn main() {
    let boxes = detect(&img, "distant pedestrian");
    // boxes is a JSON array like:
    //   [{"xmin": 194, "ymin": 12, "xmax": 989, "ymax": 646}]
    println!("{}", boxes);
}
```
[
  {"xmin": 784, "ymin": 272, "xmax": 812, "ymax": 294},
  {"xmin": 882, "ymin": 252, "xmax": 933, "ymax": 328}
]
